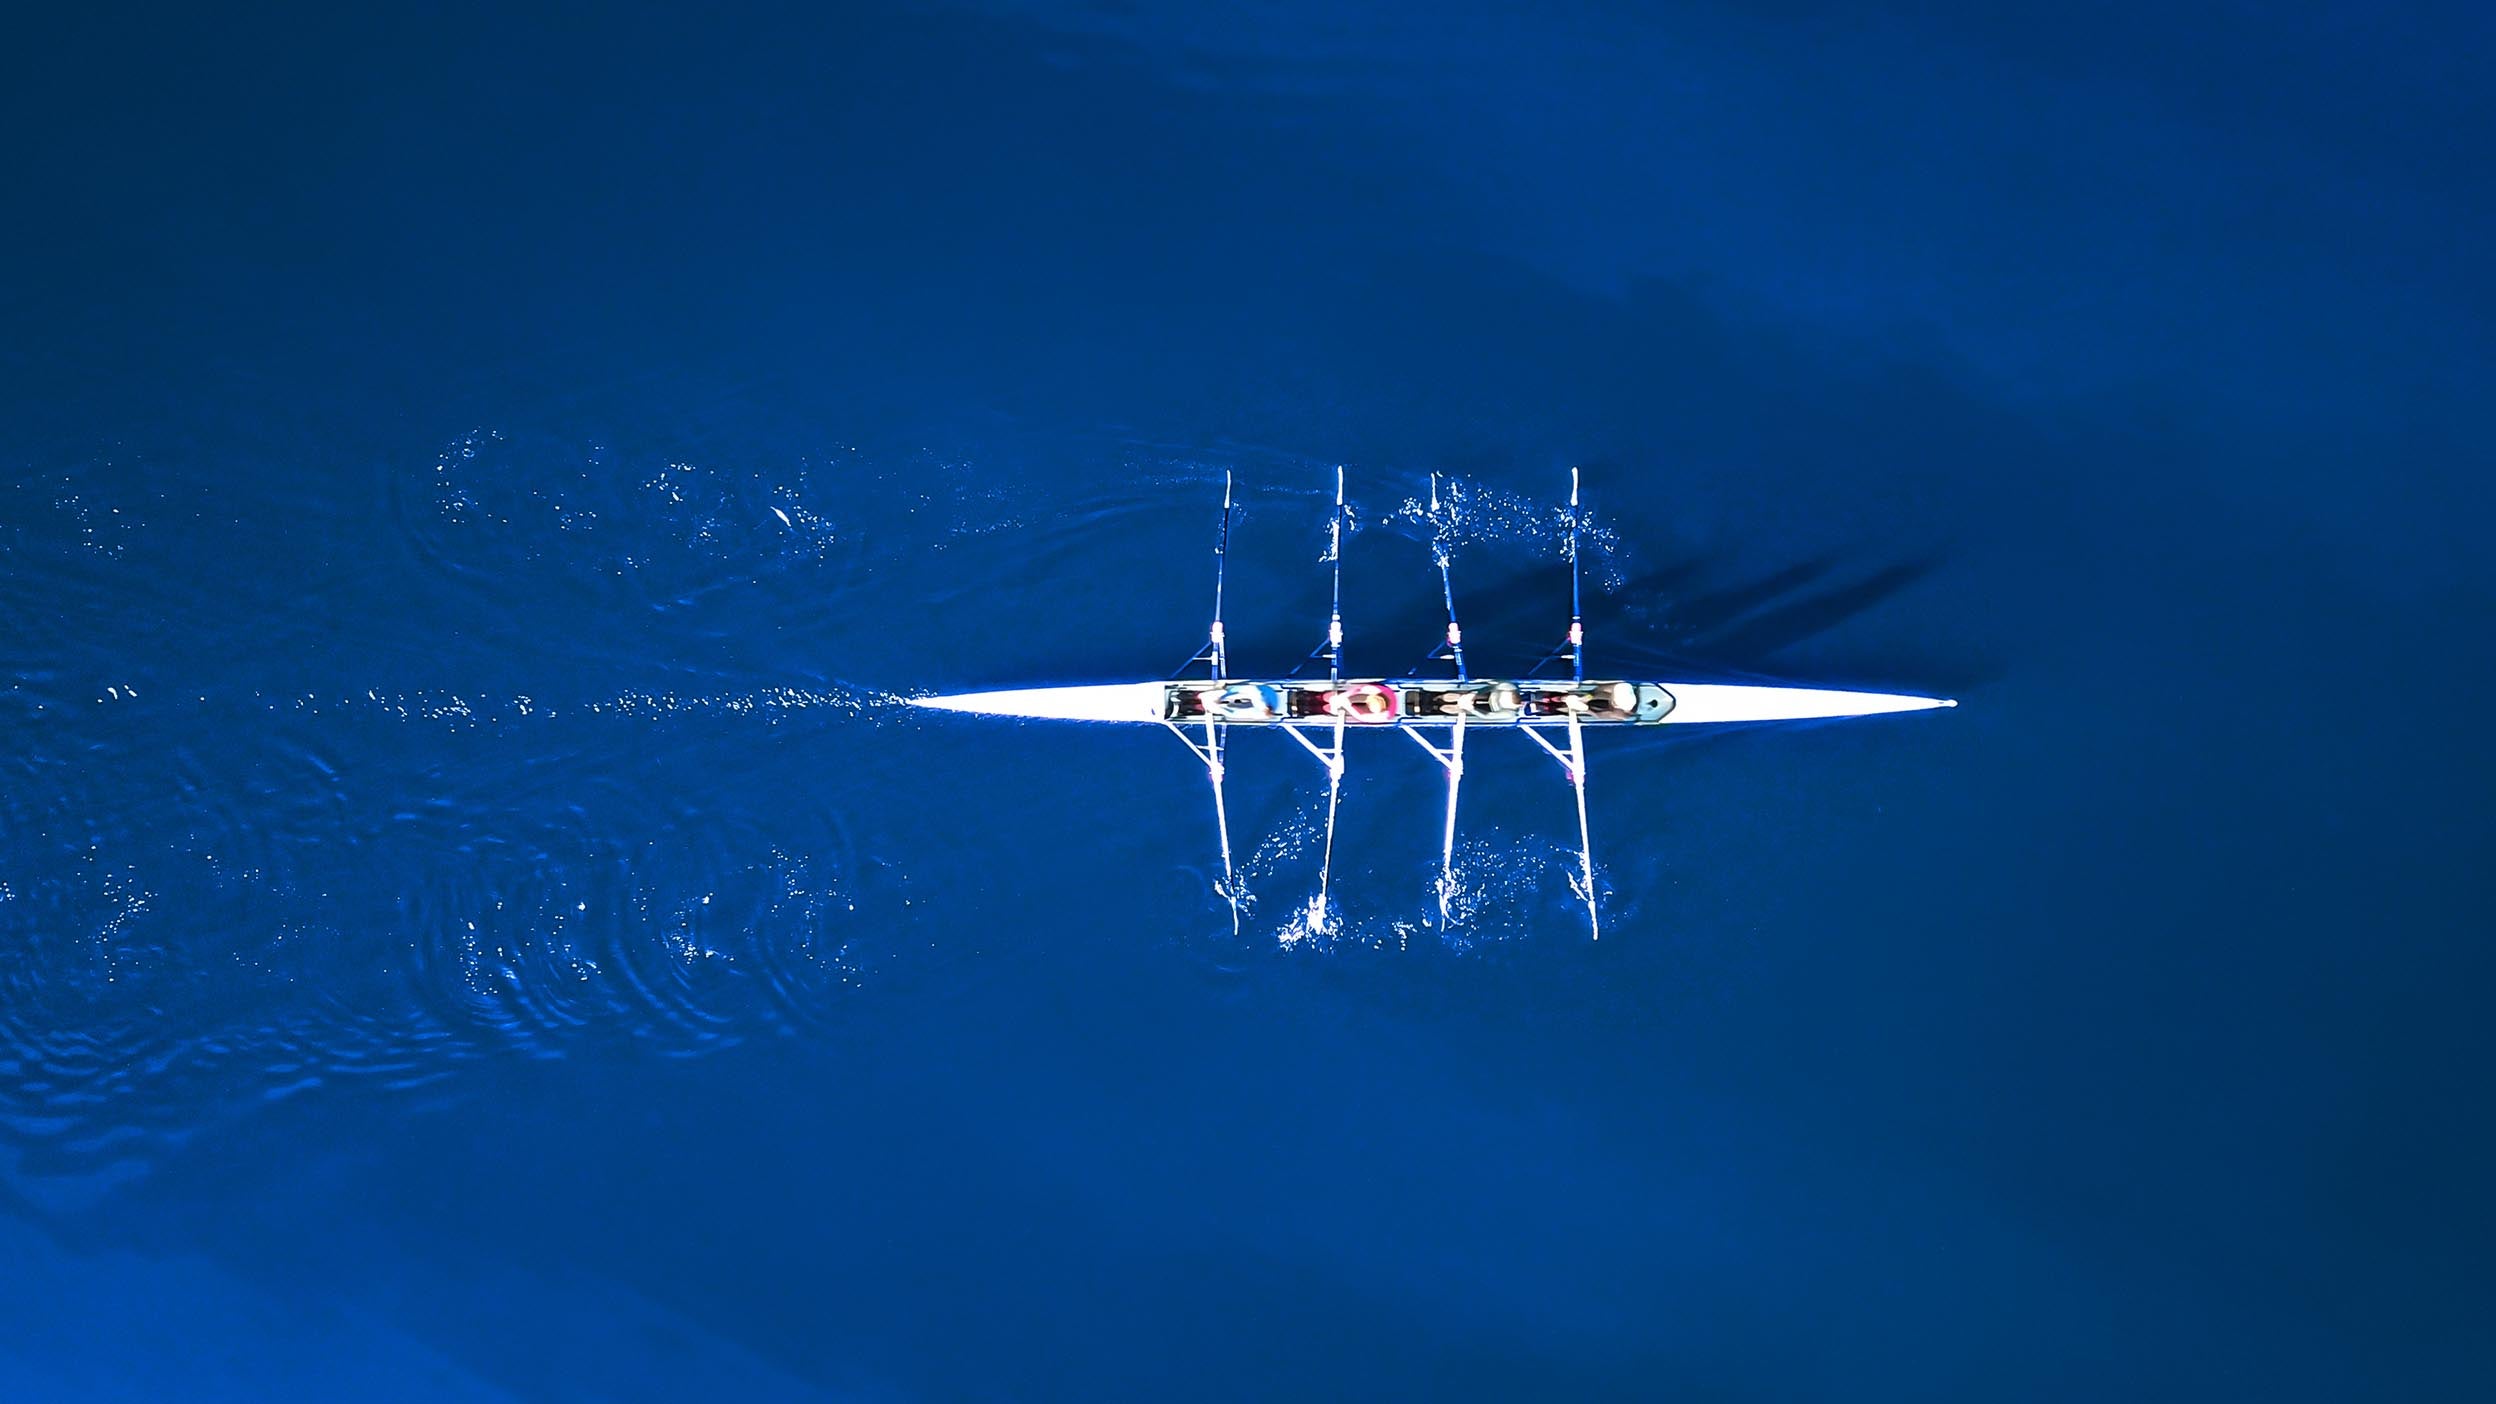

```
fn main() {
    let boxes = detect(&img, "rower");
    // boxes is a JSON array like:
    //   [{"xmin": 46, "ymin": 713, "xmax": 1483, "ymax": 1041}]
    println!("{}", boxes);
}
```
[
  {"xmin": 1213, "ymin": 684, "xmax": 1272, "ymax": 720},
  {"xmin": 1551, "ymin": 682, "xmax": 1615, "ymax": 718},
  {"xmin": 1585, "ymin": 681, "xmax": 1635, "ymax": 719},
  {"xmin": 1444, "ymin": 682, "xmax": 1516, "ymax": 718},
  {"xmin": 1327, "ymin": 682, "xmax": 1396, "ymax": 721}
]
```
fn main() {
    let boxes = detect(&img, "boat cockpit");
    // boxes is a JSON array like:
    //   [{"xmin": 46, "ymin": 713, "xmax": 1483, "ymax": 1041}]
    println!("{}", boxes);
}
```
[{"xmin": 1166, "ymin": 680, "xmax": 1675, "ymax": 725}]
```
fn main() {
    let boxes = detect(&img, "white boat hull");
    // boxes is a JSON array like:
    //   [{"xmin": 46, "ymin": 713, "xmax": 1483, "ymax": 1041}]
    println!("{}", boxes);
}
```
[
  {"xmin": 912, "ymin": 682, "xmax": 1173, "ymax": 723},
  {"xmin": 1650, "ymin": 683, "xmax": 1956, "ymax": 724},
  {"xmin": 913, "ymin": 680, "xmax": 1954, "ymax": 725}
]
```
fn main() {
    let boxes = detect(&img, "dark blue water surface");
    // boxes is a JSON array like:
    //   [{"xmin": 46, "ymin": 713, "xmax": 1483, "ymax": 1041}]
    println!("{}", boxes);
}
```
[{"xmin": 5, "ymin": 2, "xmax": 2491, "ymax": 1398}]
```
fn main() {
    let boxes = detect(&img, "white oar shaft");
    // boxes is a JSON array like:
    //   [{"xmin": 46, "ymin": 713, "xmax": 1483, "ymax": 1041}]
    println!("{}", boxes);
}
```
[
  {"xmin": 1327, "ymin": 464, "xmax": 1345, "ymax": 683},
  {"xmin": 1211, "ymin": 470, "xmax": 1233, "ymax": 676},
  {"xmin": 1316, "ymin": 711, "xmax": 1343, "ymax": 927},
  {"xmin": 1567, "ymin": 465, "xmax": 1584, "ymax": 683},
  {"xmin": 1430, "ymin": 471, "xmax": 1467, "ymax": 680},
  {"xmin": 1207, "ymin": 720, "xmax": 1238, "ymax": 935},
  {"xmin": 1567, "ymin": 711, "xmax": 1598, "ymax": 940},
  {"xmin": 1441, "ymin": 716, "xmax": 1464, "ymax": 923},
  {"xmin": 1165, "ymin": 719, "xmax": 1242, "ymax": 933}
]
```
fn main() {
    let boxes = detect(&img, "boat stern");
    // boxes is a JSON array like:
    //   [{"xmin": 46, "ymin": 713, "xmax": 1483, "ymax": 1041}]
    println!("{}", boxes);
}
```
[{"xmin": 911, "ymin": 682, "xmax": 1173, "ymax": 723}]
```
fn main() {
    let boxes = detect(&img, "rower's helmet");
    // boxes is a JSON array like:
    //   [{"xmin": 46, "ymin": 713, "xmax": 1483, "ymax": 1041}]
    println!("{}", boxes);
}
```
[{"xmin": 1607, "ymin": 682, "xmax": 1634, "ymax": 712}]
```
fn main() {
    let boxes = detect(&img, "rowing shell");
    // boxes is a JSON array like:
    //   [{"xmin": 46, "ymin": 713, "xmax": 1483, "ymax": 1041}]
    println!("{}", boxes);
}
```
[
  {"xmin": 916, "ymin": 467, "xmax": 1954, "ymax": 939},
  {"xmin": 912, "ymin": 678, "xmax": 1956, "ymax": 725}
]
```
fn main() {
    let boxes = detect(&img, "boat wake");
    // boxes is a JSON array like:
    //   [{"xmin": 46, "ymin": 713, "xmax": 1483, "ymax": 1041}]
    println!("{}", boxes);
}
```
[
  {"xmin": 275, "ymin": 682, "xmax": 903, "ymax": 727},
  {"xmin": 1214, "ymin": 789, "xmax": 1608, "ymax": 955},
  {"xmin": 0, "ymin": 672, "xmax": 905, "ymax": 1206},
  {"xmin": 0, "ymin": 432, "xmax": 973, "ymax": 1201},
  {"xmin": 1380, "ymin": 471, "xmax": 1629, "ymax": 592}
]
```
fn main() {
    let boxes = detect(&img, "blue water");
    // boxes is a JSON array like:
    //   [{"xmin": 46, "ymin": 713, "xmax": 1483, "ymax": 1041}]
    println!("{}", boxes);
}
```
[{"xmin": 5, "ymin": 2, "xmax": 2491, "ymax": 1398}]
